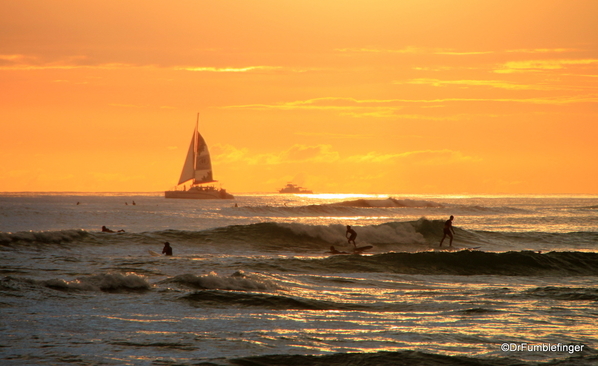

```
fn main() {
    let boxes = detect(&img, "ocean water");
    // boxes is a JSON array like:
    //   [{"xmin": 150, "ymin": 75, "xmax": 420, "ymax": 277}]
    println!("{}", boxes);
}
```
[{"xmin": 1, "ymin": 193, "xmax": 597, "ymax": 366}]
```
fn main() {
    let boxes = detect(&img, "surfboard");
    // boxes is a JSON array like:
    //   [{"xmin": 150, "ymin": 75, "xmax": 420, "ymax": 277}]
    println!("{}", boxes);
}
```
[
  {"xmin": 354, "ymin": 245, "xmax": 373, "ymax": 253},
  {"xmin": 148, "ymin": 250, "xmax": 162, "ymax": 257},
  {"xmin": 326, "ymin": 245, "xmax": 373, "ymax": 255}
]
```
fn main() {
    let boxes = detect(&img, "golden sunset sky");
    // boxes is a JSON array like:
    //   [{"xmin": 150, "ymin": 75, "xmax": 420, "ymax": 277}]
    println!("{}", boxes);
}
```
[{"xmin": 1, "ymin": 0, "xmax": 597, "ymax": 194}]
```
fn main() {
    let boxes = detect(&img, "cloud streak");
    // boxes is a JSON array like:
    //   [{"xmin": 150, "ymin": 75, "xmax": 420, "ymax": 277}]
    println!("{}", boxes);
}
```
[
  {"xmin": 0, "ymin": 54, "xmax": 289, "ymax": 73},
  {"xmin": 399, "ymin": 78, "xmax": 553, "ymax": 90},
  {"xmin": 175, "ymin": 66, "xmax": 283, "ymax": 72},
  {"xmin": 212, "ymin": 144, "xmax": 480, "ymax": 167},
  {"xmin": 345, "ymin": 149, "xmax": 481, "ymax": 165},
  {"xmin": 495, "ymin": 59, "xmax": 598, "ymax": 73},
  {"xmin": 222, "ymin": 94, "xmax": 598, "ymax": 116},
  {"xmin": 335, "ymin": 47, "xmax": 579, "ymax": 56}
]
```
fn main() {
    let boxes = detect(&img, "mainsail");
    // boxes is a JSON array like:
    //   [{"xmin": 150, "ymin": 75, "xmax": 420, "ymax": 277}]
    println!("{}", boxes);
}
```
[{"xmin": 177, "ymin": 117, "xmax": 215, "ymax": 185}]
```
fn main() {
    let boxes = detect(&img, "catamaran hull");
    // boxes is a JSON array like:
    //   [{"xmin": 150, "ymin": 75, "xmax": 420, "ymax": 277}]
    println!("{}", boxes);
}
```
[{"xmin": 164, "ymin": 190, "xmax": 234, "ymax": 200}]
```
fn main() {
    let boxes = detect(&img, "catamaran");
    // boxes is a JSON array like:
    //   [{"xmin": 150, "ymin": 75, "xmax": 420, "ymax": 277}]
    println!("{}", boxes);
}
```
[{"xmin": 164, "ymin": 115, "xmax": 234, "ymax": 200}]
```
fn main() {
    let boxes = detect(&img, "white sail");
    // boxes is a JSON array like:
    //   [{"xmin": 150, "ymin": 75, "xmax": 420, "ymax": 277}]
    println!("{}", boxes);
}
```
[
  {"xmin": 177, "ymin": 132, "xmax": 196, "ymax": 185},
  {"xmin": 192, "ymin": 129, "xmax": 214, "ymax": 184},
  {"xmin": 177, "ymin": 118, "xmax": 214, "ymax": 185},
  {"xmin": 165, "ymin": 114, "xmax": 233, "ymax": 199}
]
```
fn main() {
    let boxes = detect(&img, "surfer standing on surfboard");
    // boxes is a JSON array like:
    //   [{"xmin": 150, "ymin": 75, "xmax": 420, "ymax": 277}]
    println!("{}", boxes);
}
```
[
  {"xmin": 346, "ymin": 225, "xmax": 357, "ymax": 248},
  {"xmin": 439, "ymin": 215, "xmax": 455, "ymax": 247}
]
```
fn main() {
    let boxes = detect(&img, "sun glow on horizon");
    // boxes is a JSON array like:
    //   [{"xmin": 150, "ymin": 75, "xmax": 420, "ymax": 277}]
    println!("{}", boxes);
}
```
[{"xmin": 0, "ymin": 0, "xmax": 596, "ymax": 194}]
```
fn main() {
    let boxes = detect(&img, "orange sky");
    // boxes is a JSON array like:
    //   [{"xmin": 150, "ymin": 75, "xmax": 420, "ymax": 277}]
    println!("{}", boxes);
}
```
[{"xmin": 1, "ymin": 0, "xmax": 597, "ymax": 194}]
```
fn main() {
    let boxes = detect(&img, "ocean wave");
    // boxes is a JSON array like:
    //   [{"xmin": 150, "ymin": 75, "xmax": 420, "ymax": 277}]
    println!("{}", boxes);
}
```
[
  {"xmin": 524, "ymin": 286, "xmax": 598, "ymax": 301},
  {"xmin": 261, "ymin": 251, "xmax": 598, "ymax": 276},
  {"xmin": 3, "ymin": 220, "xmax": 596, "ymax": 254},
  {"xmin": 0, "ymin": 229, "xmax": 90, "ymax": 246},
  {"xmin": 451, "ymin": 204, "xmax": 530, "ymax": 214},
  {"xmin": 1, "ymin": 272, "xmax": 151, "ymax": 294},
  {"xmin": 163, "ymin": 271, "xmax": 279, "ymax": 291},
  {"xmin": 223, "ymin": 199, "xmax": 532, "ymax": 218},
  {"xmin": 222, "ymin": 198, "xmax": 445, "ymax": 218},
  {"xmin": 109, "ymin": 340, "xmax": 196, "ymax": 351},
  {"xmin": 43, "ymin": 272, "xmax": 151, "ymax": 292},
  {"xmin": 326, "ymin": 198, "xmax": 445, "ymax": 208},
  {"xmin": 460, "ymin": 230, "xmax": 598, "ymax": 248},
  {"xmin": 180, "ymin": 289, "xmax": 375, "ymax": 310},
  {"xmin": 228, "ymin": 350, "xmax": 598, "ymax": 366}
]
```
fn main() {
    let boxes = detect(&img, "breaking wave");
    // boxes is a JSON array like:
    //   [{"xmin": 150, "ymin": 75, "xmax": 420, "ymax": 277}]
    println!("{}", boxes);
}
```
[
  {"xmin": 2, "ymin": 219, "xmax": 596, "ymax": 254},
  {"xmin": 43, "ymin": 272, "xmax": 151, "ymax": 292},
  {"xmin": 258, "ymin": 251, "xmax": 598, "ymax": 276},
  {"xmin": 163, "ymin": 271, "xmax": 279, "ymax": 291},
  {"xmin": 0, "ymin": 229, "xmax": 90, "ymax": 246}
]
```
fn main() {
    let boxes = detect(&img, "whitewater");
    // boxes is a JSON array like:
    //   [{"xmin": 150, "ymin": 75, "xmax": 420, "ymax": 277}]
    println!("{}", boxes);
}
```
[{"xmin": 1, "ymin": 193, "xmax": 597, "ymax": 365}]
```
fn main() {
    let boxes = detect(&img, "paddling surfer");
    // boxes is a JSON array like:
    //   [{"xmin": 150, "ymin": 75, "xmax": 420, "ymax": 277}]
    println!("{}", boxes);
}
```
[
  {"xmin": 327, "ymin": 246, "xmax": 348, "ymax": 255},
  {"xmin": 101, "ymin": 226, "xmax": 125, "ymax": 233},
  {"xmin": 346, "ymin": 225, "xmax": 357, "ymax": 248},
  {"xmin": 439, "ymin": 215, "xmax": 455, "ymax": 247},
  {"xmin": 162, "ymin": 242, "xmax": 173, "ymax": 256}
]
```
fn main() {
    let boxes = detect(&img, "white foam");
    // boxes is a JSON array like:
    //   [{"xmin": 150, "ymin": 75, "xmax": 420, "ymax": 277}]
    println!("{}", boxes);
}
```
[
  {"xmin": 43, "ymin": 272, "xmax": 151, "ymax": 292},
  {"xmin": 170, "ymin": 271, "xmax": 278, "ymax": 291}
]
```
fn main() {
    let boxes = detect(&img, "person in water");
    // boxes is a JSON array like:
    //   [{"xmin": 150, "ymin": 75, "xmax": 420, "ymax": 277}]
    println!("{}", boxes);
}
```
[
  {"xmin": 162, "ymin": 242, "xmax": 173, "ymax": 256},
  {"xmin": 102, "ymin": 226, "xmax": 125, "ymax": 233},
  {"xmin": 439, "ymin": 215, "xmax": 455, "ymax": 247},
  {"xmin": 327, "ymin": 246, "xmax": 348, "ymax": 255},
  {"xmin": 346, "ymin": 225, "xmax": 357, "ymax": 248}
]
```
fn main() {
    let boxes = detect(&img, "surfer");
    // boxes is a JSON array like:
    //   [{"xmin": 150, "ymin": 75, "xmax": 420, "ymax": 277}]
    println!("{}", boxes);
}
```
[
  {"xmin": 162, "ymin": 242, "xmax": 173, "ymax": 256},
  {"xmin": 101, "ymin": 226, "xmax": 125, "ymax": 233},
  {"xmin": 346, "ymin": 225, "xmax": 357, "ymax": 248},
  {"xmin": 439, "ymin": 215, "xmax": 455, "ymax": 247},
  {"xmin": 327, "ymin": 246, "xmax": 348, "ymax": 255}
]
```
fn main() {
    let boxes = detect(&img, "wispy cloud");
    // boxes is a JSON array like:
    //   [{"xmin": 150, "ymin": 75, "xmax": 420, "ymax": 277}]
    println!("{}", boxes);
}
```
[
  {"xmin": 212, "ymin": 144, "xmax": 340, "ymax": 165},
  {"xmin": 213, "ymin": 144, "xmax": 480, "ymax": 167},
  {"xmin": 222, "ymin": 97, "xmax": 402, "ymax": 116},
  {"xmin": 0, "ymin": 57, "xmax": 141, "ymax": 71},
  {"xmin": 294, "ymin": 132, "xmax": 372, "ymax": 139},
  {"xmin": 346, "ymin": 149, "xmax": 481, "ymax": 165},
  {"xmin": 335, "ymin": 47, "xmax": 492, "ymax": 55},
  {"xmin": 399, "ymin": 78, "xmax": 553, "ymax": 90},
  {"xmin": 0, "ymin": 54, "xmax": 30, "ymax": 61},
  {"xmin": 335, "ymin": 46, "xmax": 425, "ymax": 54},
  {"xmin": 336, "ymin": 47, "xmax": 580, "ymax": 56},
  {"xmin": 505, "ymin": 48, "xmax": 579, "ymax": 54},
  {"xmin": 175, "ymin": 66, "xmax": 283, "ymax": 72},
  {"xmin": 109, "ymin": 104, "xmax": 145, "ymax": 108},
  {"xmin": 0, "ymin": 54, "xmax": 288, "ymax": 73},
  {"xmin": 495, "ymin": 59, "xmax": 598, "ymax": 73},
  {"xmin": 223, "ymin": 94, "xmax": 598, "ymax": 116}
]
